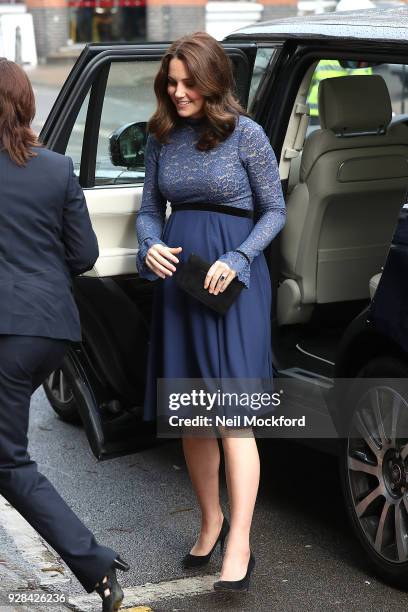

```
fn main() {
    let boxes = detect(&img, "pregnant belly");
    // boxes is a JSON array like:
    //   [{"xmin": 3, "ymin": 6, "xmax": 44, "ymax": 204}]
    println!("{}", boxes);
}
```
[{"xmin": 162, "ymin": 209, "xmax": 253, "ymax": 264}]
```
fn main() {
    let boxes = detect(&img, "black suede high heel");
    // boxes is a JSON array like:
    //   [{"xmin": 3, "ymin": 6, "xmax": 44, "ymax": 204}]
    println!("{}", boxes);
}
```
[
  {"xmin": 95, "ymin": 556, "xmax": 130, "ymax": 612},
  {"xmin": 182, "ymin": 517, "xmax": 229, "ymax": 568},
  {"xmin": 213, "ymin": 551, "xmax": 255, "ymax": 592}
]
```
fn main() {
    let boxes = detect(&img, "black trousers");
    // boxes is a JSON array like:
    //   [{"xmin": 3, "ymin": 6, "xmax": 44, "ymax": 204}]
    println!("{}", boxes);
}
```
[{"xmin": 0, "ymin": 335, "xmax": 117, "ymax": 592}]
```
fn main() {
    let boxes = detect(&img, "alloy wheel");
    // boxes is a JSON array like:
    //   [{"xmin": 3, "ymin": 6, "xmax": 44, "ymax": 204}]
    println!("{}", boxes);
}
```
[
  {"xmin": 46, "ymin": 368, "xmax": 74, "ymax": 405},
  {"xmin": 348, "ymin": 385, "xmax": 408, "ymax": 563}
]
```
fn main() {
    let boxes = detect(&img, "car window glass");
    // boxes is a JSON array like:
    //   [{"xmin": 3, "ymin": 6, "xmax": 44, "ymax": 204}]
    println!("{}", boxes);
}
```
[
  {"xmin": 378, "ymin": 63, "xmax": 408, "ymax": 116},
  {"xmin": 65, "ymin": 90, "xmax": 91, "ymax": 176},
  {"xmin": 248, "ymin": 47, "xmax": 276, "ymax": 113},
  {"xmin": 95, "ymin": 60, "xmax": 161, "ymax": 186}
]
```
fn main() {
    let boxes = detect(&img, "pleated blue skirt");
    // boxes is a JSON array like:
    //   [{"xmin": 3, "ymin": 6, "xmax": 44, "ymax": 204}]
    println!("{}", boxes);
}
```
[{"xmin": 142, "ymin": 209, "xmax": 273, "ymax": 423}]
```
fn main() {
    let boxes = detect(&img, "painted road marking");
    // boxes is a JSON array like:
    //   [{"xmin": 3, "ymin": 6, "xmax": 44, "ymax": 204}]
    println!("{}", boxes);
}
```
[
  {"xmin": 68, "ymin": 574, "xmax": 219, "ymax": 611},
  {"xmin": 0, "ymin": 495, "xmax": 69, "ymax": 588}
]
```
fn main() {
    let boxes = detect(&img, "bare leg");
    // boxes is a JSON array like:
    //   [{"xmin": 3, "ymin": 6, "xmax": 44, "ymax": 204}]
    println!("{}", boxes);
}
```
[
  {"xmin": 219, "ymin": 430, "xmax": 259, "ymax": 580},
  {"xmin": 182, "ymin": 435, "xmax": 224, "ymax": 554}
]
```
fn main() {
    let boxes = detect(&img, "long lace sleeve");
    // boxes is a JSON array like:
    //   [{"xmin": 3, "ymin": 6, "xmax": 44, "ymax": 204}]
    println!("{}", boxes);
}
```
[
  {"xmin": 135, "ymin": 134, "xmax": 168, "ymax": 280},
  {"xmin": 218, "ymin": 120, "xmax": 286, "ymax": 288}
]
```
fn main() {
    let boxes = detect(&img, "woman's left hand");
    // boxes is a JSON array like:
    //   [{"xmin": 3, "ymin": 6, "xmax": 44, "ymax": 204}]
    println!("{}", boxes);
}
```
[{"xmin": 204, "ymin": 261, "xmax": 237, "ymax": 295}]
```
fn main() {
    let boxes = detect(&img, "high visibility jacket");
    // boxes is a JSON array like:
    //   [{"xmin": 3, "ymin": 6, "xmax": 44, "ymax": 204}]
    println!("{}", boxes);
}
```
[{"xmin": 307, "ymin": 60, "xmax": 373, "ymax": 117}]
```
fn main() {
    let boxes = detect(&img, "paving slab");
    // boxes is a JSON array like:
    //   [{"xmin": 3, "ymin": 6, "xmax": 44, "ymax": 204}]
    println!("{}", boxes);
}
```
[
  {"xmin": 0, "ymin": 498, "xmax": 71, "ymax": 612},
  {"xmin": 24, "ymin": 63, "xmax": 76, "ymax": 89}
]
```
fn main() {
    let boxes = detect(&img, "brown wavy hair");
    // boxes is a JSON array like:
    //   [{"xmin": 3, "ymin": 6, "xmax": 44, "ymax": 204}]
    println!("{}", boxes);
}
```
[
  {"xmin": 0, "ymin": 58, "xmax": 40, "ymax": 166},
  {"xmin": 148, "ymin": 32, "xmax": 249, "ymax": 151}
]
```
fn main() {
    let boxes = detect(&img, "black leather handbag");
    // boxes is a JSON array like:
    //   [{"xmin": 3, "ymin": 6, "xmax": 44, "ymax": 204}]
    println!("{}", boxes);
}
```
[{"xmin": 175, "ymin": 253, "xmax": 245, "ymax": 315}]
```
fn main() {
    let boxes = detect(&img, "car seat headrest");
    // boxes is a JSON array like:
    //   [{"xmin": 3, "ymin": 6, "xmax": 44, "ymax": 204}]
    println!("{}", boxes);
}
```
[{"xmin": 318, "ymin": 75, "xmax": 392, "ymax": 135}]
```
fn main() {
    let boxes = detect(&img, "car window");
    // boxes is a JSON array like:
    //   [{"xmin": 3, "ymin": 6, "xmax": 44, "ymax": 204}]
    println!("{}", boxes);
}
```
[
  {"xmin": 95, "ymin": 60, "xmax": 161, "ymax": 186},
  {"xmin": 65, "ymin": 90, "xmax": 91, "ymax": 176},
  {"xmin": 378, "ymin": 63, "xmax": 408, "ymax": 116},
  {"xmin": 248, "ymin": 47, "xmax": 276, "ymax": 113}
]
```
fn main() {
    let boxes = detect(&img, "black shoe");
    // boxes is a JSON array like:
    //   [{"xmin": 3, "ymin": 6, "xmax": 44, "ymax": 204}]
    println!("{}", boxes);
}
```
[
  {"xmin": 95, "ymin": 556, "xmax": 130, "ymax": 612},
  {"xmin": 213, "ymin": 551, "xmax": 255, "ymax": 592},
  {"xmin": 182, "ymin": 517, "xmax": 230, "ymax": 569},
  {"xmin": 113, "ymin": 555, "xmax": 130, "ymax": 572}
]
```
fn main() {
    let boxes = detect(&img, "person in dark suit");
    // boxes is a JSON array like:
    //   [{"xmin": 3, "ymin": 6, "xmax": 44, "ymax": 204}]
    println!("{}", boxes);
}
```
[{"xmin": 0, "ymin": 58, "xmax": 129, "ymax": 612}]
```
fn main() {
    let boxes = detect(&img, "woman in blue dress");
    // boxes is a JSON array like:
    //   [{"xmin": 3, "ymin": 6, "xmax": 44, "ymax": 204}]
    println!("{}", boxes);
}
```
[{"xmin": 136, "ymin": 32, "xmax": 286, "ymax": 591}]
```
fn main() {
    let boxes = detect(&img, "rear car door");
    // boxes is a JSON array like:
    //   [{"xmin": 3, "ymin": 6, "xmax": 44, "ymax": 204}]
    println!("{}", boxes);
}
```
[{"xmin": 40, "ymin": 41, "xmax": 282, "ymax": 458}]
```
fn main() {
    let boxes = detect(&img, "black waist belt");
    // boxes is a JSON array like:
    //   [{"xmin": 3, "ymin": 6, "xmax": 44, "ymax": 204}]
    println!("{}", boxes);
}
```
[{"xmin": 170, "ymin": 202, "xmax": 254, "ymax": 219}]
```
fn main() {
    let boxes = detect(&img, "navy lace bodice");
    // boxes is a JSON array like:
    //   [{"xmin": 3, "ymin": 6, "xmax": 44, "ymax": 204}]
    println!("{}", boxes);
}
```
[{"xmin": 135, "ymin": 114, "xmax": 286, "ymax": 287}]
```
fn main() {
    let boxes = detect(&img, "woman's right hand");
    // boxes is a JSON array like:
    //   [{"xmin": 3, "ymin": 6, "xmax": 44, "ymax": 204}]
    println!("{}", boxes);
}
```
[{"xmin": 145, "ymin": 244, "xmax": 182, "ymax": 279}]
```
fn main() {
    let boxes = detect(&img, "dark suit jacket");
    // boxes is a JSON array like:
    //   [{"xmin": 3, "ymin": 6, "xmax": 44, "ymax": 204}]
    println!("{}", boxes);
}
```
[{"xmin": 0, "ymin": 147, "xmax": 98, "ymax": 341}]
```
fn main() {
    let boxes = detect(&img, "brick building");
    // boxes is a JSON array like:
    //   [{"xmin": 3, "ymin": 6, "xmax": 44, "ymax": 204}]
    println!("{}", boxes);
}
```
[
  {"xmin": 147, "ymin": 0, "xmax": 297, "ymax": 39},
  {"xmin": 26, "ymin": 0, "xmax": 69, "ymax": 59},
  {"xmin": 23, "ymin": 0, "xmax": 297, "ymax": 60}
]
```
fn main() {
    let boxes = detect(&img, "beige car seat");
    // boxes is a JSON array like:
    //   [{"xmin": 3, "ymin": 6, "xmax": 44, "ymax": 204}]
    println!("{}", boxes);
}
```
[{"xmin": 278, "ymin": 75, "xmax": 408, "ymax": 326}]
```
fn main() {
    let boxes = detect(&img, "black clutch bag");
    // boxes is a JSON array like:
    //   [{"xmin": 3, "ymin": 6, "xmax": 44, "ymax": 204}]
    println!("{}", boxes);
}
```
[{"xmin": 175, "ymin": 253, "xmax": 245, "ymax": 316}]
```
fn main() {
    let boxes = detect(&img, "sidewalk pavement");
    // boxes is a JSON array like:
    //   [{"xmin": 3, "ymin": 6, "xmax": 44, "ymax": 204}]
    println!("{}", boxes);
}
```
[
  {"xmin": 0, "ymin": 499, "xmax": 71, "ymax": 612},
  {"xmin": 0, "ymin": 536, "xmax": 71, "ymax": 612},
  {"xmin": 24, "ymin": 62, "xmax": 76, "ymax": 89}
]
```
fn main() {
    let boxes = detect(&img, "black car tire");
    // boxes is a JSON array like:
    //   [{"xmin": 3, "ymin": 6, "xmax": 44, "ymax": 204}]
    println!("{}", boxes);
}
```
[
  {"xmin": 340, "ymin": 356, "xmax": 408, "ymax": 589},
  {"xmin": 43, "ymin": 358, "xmax": 80, "ymax": 424}
]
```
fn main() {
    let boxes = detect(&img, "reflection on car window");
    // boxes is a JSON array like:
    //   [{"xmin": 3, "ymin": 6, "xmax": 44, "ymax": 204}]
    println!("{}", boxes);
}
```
[
  {"xmin": 65, "ymin": 90, "xmax": 90, "ymax": 176},
  {"xmin": 248, "ymin": 47, "xmax": 275, "ymax": 113},
  {"xmin": 95, "ymin": 60, "xmax": 161, "ymax": 186}
]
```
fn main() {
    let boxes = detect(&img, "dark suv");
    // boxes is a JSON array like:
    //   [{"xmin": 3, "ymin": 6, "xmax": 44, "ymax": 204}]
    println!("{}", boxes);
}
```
[{"xmin": 41, "ymin": 6, "xmax": 408, "ymax": 589}]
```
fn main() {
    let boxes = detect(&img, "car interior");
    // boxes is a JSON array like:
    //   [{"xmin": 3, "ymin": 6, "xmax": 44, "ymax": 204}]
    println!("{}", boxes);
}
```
[{"xmin": 275, "ymin": 57, "xmax": 408, "ymax": 383}]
